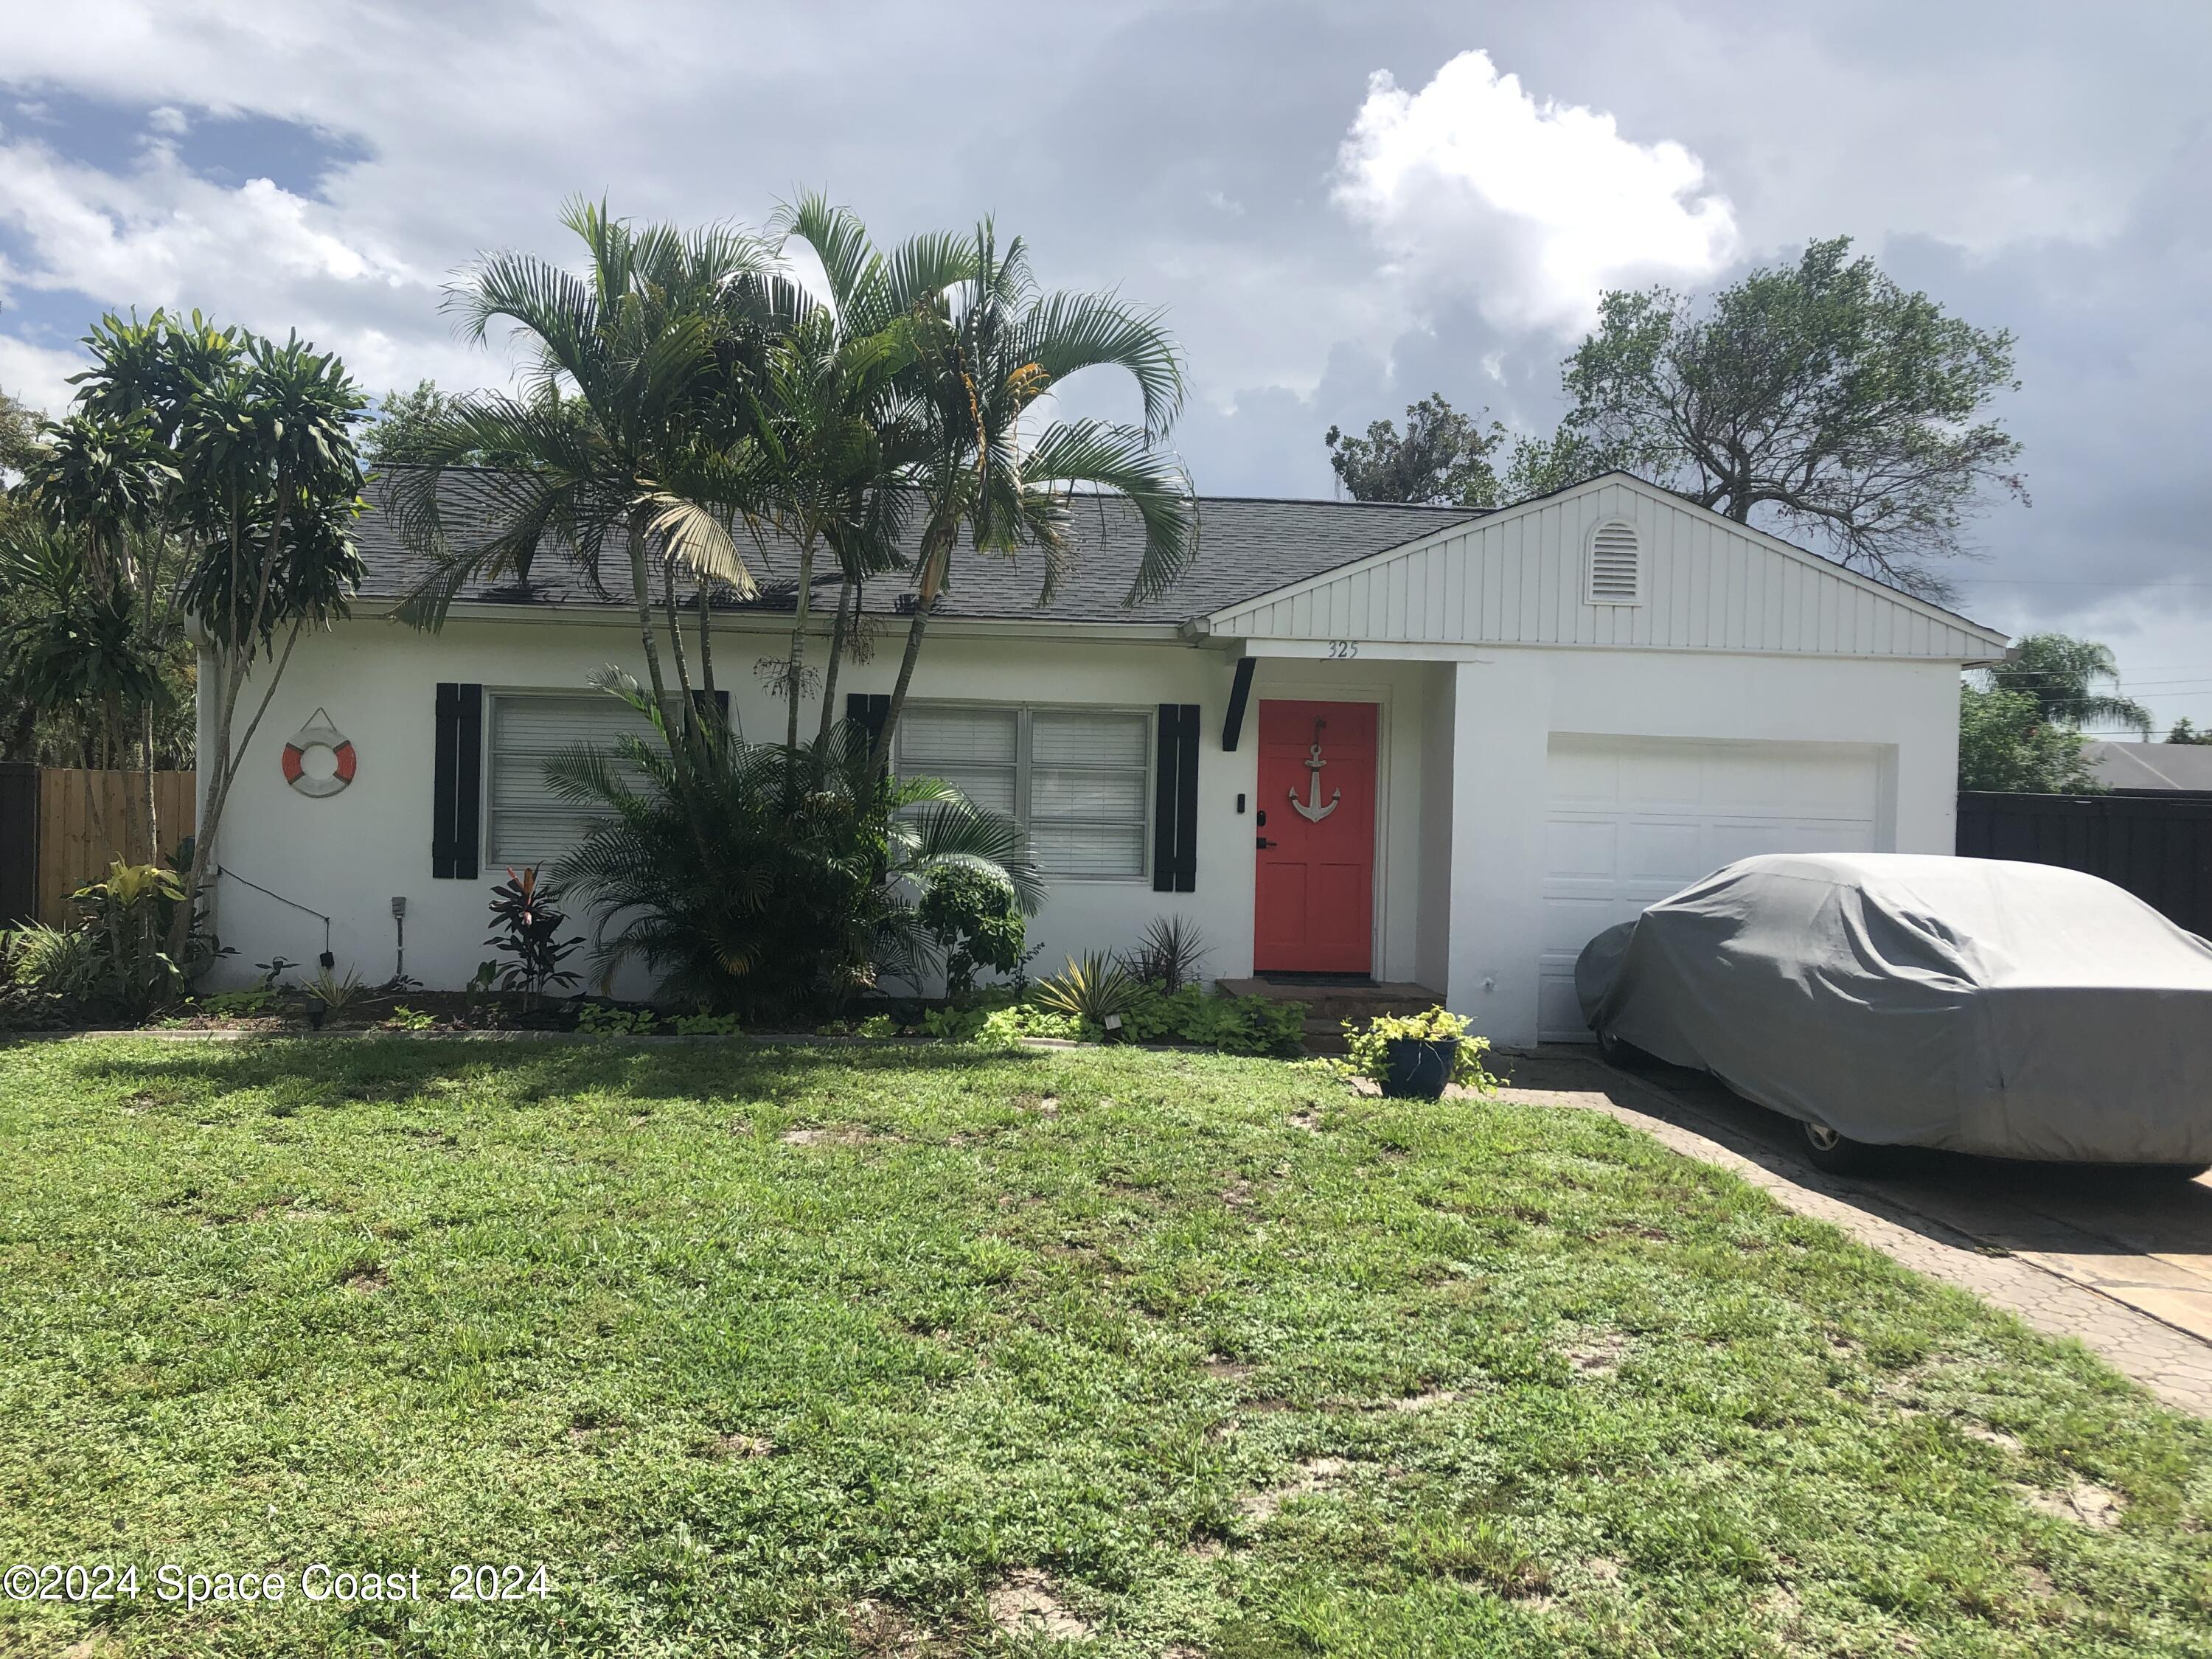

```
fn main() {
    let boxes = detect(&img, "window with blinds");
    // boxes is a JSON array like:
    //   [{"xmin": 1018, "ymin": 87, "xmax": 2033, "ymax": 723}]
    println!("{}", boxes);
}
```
[
  {"xmin": 897, "ymin": 703, "xmax": 1153, "ymax": 879},
  {"xmin": 486, "ymin": 694, "xmax": 658, "ymax": 869}
]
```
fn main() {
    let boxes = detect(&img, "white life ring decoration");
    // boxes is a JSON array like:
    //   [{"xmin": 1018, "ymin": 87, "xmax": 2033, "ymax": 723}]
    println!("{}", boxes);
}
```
[{"xmin": 282, "ymin": 709, "xmax": 356, "ymax": 798}]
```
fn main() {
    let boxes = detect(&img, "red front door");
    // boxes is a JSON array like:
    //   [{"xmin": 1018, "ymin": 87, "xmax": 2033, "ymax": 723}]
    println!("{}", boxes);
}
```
[{"xmin": 1254, "ymin": 700, "xmax": 1377, "ymax": 974}]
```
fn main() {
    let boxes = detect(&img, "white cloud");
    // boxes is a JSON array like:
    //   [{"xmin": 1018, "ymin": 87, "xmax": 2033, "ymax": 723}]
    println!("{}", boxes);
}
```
[
  {"xmin": 0, "ymin": 335, "xmax": 86, "ymax": 414},
  {"xmin": 1332, "ymin": 50, "xmax": 1740, "ymax": 335}
]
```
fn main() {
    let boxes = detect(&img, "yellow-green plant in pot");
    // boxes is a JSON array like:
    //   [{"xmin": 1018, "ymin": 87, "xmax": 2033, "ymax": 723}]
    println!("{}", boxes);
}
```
[{"xmin": 1343, "ymin": 1006, "xmax": 1498, "ymax": 1099}]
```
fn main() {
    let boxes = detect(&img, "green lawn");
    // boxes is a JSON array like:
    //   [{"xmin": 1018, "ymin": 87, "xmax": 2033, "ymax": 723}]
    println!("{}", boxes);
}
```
[{"xmin": 1, "ymin": 1039, "xmax": 2208, "ymax": 1658}]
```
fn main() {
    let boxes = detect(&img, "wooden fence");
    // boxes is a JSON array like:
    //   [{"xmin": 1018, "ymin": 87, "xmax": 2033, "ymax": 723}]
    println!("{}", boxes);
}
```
[
  {"xmin": 1956, "ymin": 790, "xmax": 2212, "ymax": 938},
  {"xmin": 0, "ymin": 766, "xmax": 197, "ymax": 927}
]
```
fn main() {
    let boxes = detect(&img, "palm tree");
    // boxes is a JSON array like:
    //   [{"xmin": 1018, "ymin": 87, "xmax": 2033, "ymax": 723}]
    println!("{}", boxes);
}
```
[
  {"xmin": 770, "ymin": 195, "xmax": 973, "ymax": 751},
  {"xmin": 388, "ymin": 201, "xmax": 796, "ymax": 757},
  {"xmin": 1987, "ymin": 633, "xmax": 2152, "ymax": 737},
  {"xmin": 869, "ymin": 223, "xmax": 1196, "ymax": 773}
]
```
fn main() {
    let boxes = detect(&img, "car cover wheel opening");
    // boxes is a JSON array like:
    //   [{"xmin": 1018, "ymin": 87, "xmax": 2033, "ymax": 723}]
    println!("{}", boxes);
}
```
[{"xmin": 1800, "ymin": 1119, "xmax": 1879, "ymax": 1175}]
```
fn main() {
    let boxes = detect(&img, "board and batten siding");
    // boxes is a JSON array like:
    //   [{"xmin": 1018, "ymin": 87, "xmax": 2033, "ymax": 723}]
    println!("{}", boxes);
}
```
[{"xmin": 1208, "ymin": 477, "xmax": 2006, "ymax": 661}]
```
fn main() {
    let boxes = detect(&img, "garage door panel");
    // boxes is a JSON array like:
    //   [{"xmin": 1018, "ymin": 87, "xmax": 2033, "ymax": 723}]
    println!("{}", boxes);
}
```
[
  {"xmin": 1621, "ymin": 751, "xmax": 1704, "ymax": 812},
  {"xmin": 1621, "ymin": 818, "xmax": 1706, "ymax": 883},
  {"xmin": 1540, "ymin": 736, "xmax": 1882, "ymax": 1041},
  {"xmin": 1544, "ymin": 816, "xmax": 1619, "ymax": 881},
  {"xmin": 1541, "ymin": 895, "xmax": 1621, "ymax": 954},
  {"xmin": 1545, "ymin": 740, "xmax": 1621, "ymax": 809},
  {"xmin": 1787, "ymin": 818, "xmax": 1876, "ymax": 854}
]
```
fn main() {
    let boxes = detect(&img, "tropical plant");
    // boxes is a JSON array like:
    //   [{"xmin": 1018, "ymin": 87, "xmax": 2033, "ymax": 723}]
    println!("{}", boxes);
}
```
[
  {"xmin": 0, "ymin": 523, "xmax": 187, "ymax": 785},
  {"xmin": 388, "ymin": 201, "xmax": 796, "ymax": 758},
  {"xmin": 67, "ymin": 860, "xmax": 192, "ymax": 1018},
  {"xmin": 1121, "ymin": 914, "xmax": 1211, "ymax": 992},
  {"xmin": 1032, "ymin": 951, "xmax": 1144, "ymax": 1034},
  {"xmin": 545, "ymin": 670, "xmax": 1042, "ymax": 1019},
  {"xmin": 917, "ymin": 863, "xmax": 1027, "ymax": 997},
  {"xmin": 484, "ymin": 866, "xmax": 586, "ymax": 1004},
  {"xmin": 868, "ymin": 223, "xmax": 1195, "ymax": 771},
  {"xmin": 757, "ymin": 194, "xmax": 967, "ymax": 751},
  {"xmin": 300, "ymin": 965, "xmax": 364, "ymax": 1023},
  {"xmin": 1985, "ymin": 633, "xmax": 2151, "ymax": 737},
  {"xmin": 1341, "ymin": 1005, "xmax": 1498, "ymax": 1091},
  {"xmin": 7, "ymin": 923, "xmax": 105, "ymax": 1002}
]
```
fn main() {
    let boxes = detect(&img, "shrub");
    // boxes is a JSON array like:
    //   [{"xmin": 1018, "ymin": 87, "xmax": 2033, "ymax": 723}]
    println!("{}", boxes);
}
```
[
  {"xmin": 576, "ymin": 1003, "xmax": 659, "ymax": 1037},
  {"xmin": 1122, "ymin": 915, "xmax": 1210, "ymax": 991},
  {"xmin": 1121, "ymin": 984, "xmax": 1307, "ymax": 1057},
  {"xmin": 548, "ymin": 672, "xmax": 1043, "ymax": 1021},
  {"xmin": 9, "ymin": 923, "xmax": 105, "ymax": 1001},
  {"xmin": 484, "ymin": 866, "xmax": 585, "ymax": 1004},
  {"xmin": 1342, "ymin": 1006, "xmax": 1498, "ymax": 1091},
  {"xmin": 975, "ymin": 1004, "xmax": 1084, "ymax": 1047},
  {"xmin": 918, "ymin": 865, "xmax": 1028, "ymax": 997}
]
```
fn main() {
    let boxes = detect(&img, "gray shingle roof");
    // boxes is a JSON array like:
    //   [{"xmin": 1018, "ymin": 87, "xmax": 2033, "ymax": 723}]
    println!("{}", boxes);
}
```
[
  {"xmin": 352, "ymin": 467, "xmax": 1483, "ymax": 625},
  {"xmin": 2084, "ymin": 741, "xmax": 2212, "ymax": 793}
]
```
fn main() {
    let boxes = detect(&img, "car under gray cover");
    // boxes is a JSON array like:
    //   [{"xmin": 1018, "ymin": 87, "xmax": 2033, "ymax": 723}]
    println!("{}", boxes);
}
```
[{"xmin": 1575, "ymin": 852, "xmax": 2212, "ymax": 1165}]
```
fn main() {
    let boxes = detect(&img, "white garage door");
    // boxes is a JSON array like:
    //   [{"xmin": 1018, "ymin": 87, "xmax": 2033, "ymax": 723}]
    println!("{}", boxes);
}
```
[{"xmin": 1538, "ymin": 734, "xmax": 1883, "ymax": 1042}]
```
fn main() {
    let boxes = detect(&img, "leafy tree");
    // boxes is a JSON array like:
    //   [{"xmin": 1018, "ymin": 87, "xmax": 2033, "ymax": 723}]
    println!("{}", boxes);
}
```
[
  {"xmin": 170, "ymin": 332, "xmax": 370, "ymax": 961},
  {"xmin": 363, "ymin": 380, "xmax": 479, "ymax": 470},
  {"xmin": 1985, "ymin": 633, "xmax": 2149, "ymax": 737},
  {"xmin": 871, "ymin": 223, "xmax": 1194, "ymax": 773},
  {"xmin": 2166, "ymin": 717, "xmax": 2212, "ymax": 745},
  {"xmin": 1538, "ymin": 237, "xmax": 2025, "ymax": 599},
  {"xmin": 1323, "ymin": 394, "xmax": 1503, "ymax": 506},
  {"xmin": 0, "ymin": 385, "xmax": 41, "ymax": 479},
  {"xmin": 0, "ymin": 526, "xmax": 185, "ymax": 775},
  {"xmin": 1958, "ymin": 684, "xmax": 2099, "ymax": 793},
  {"xmin": 11, "ymin": 311, "xmax": 369, "ymax": 970}
]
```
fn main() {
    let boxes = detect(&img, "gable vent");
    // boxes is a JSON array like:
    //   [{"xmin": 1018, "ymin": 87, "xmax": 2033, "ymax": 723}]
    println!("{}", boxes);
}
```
[{"xmin": 1585, "ymin": 518, "xmax": 1643, "ymax": 605}]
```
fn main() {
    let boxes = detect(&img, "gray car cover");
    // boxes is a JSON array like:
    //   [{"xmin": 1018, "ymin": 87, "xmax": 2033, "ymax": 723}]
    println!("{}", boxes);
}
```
[{"xmin": 1576, "ymin": 853, "xmax": 2212, "ymax": 1164}]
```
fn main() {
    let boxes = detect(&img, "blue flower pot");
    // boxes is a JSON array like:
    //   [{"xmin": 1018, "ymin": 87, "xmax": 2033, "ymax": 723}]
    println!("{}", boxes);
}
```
[{"xmin": 1381, "ymin": 1036, "xmax": 1458, "ymax": 1099}]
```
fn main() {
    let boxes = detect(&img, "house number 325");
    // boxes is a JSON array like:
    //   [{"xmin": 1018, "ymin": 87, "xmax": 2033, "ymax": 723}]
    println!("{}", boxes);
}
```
[{"xmin": 1326, "ymin": 639, "xmax": 1359, "ymax": 659}]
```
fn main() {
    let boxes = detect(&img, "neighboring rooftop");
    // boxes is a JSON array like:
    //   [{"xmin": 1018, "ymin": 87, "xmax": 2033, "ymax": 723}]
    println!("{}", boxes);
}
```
[
  {"xmin": 352, "ymin": 467, "xmax": 1483, "ymax": 625},
  {"xmin": 2082, "ymin": 740, "xmax": 2212, "ymax": 793}
]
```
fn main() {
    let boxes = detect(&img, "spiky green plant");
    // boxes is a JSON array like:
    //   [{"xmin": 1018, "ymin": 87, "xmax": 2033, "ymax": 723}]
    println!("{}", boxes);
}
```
[{"xmin": 1032, "ymin": 951, "xmax": 1145, "ymax": 1034}]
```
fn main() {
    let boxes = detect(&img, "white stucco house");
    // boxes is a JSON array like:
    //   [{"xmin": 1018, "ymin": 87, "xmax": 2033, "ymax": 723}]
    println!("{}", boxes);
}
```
[{"xmin": 199, "ymin": 470, "xmax": 2007, "ymax": 1047}]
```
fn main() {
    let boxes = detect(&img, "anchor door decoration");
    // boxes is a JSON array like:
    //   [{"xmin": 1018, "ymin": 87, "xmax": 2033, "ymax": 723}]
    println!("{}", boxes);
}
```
[
  {"xmin": 1253, "ymin": 700, "xmax": 1377, "ymax": 975},
  {"xmin": 1289, "ymin": 720, "xmax": 1340, "ymax": 822}
]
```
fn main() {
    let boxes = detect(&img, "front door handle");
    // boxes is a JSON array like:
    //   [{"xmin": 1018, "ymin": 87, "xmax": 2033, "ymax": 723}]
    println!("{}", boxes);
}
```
[{"xmin": 1256, "ymin": 836, "xmax": 1276, "ymax": 849}]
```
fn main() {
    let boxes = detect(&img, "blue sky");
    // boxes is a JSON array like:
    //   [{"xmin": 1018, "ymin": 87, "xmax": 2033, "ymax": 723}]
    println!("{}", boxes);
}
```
[{"xmin": 4, "ymin": 1, "xmax": 2209, "ymax": 731}]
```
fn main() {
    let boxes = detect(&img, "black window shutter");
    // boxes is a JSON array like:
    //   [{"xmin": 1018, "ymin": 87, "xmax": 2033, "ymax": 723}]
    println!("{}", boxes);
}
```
[
  {"xmin": 1150, "ymin": 712, "xmax": 1186, "ymax": 902},
  {"xmin": 846, "ymin": 692, "xmax": 890, "ymax": 752},
  {"xmin": 432, "ymin": 682, "xmax": 483, "ymax": 880},
  {"xmin": 1172, "ymin": 703, "xmax": 1200, "ymax": 894}
]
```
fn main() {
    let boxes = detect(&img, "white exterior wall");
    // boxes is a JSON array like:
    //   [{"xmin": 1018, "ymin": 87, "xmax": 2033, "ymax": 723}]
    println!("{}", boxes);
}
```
[
  {"xmin": 204, "ymin": 613, "xmax": 1274, "ymax": 994},
  {"xmin": 1441, "ymin": 647, "xmax": 1963, "ymax": 1048}
]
